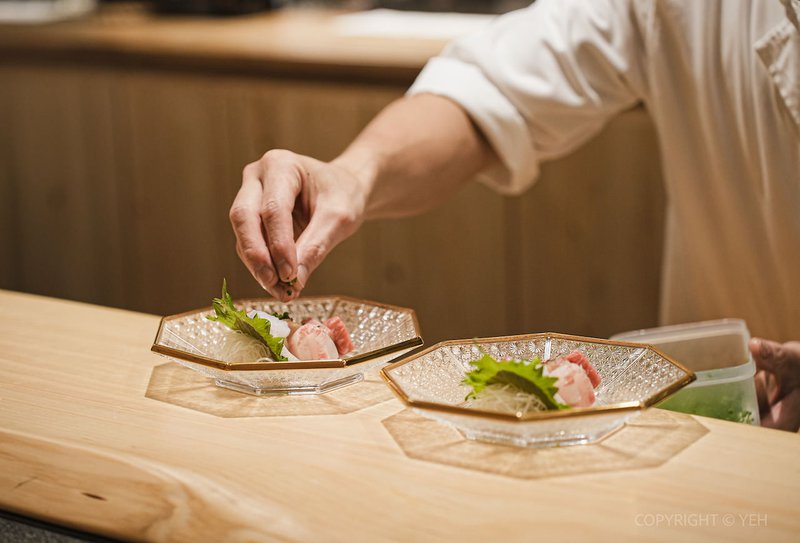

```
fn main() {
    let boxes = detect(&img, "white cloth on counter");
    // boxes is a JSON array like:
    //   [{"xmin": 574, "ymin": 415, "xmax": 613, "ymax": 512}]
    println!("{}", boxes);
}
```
[
  {"xmin": 333, "ymin": 9, "xmax": 495, "ymax": 39},
  {"xmin": 408, "ymin": 0, "xmax": 800, "ymax": 342}
]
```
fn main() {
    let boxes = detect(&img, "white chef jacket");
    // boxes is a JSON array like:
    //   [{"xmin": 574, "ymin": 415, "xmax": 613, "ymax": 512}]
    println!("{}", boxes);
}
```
[{"xmin": 409, "ymin": 0, "xmax": 800, "ymax": 342}]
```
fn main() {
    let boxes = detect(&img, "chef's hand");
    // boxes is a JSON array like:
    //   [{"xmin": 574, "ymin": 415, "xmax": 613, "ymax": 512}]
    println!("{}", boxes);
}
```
[
  {"xmin": 230, "ymin": 95, "xmax": 493, "ymax": 301},
  {"xmin": 230, "ymin": 149, "xmax": 367, "ymax": 301},
  {"xmin": 749, "ymin": 338, "xmax": 800, "ymax": 432}
]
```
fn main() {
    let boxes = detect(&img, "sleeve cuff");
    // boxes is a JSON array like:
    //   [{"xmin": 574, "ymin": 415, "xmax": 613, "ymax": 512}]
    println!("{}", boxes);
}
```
[{"xmin": 407, "ymin": 55, "xmax": 541, "ymax": 195}]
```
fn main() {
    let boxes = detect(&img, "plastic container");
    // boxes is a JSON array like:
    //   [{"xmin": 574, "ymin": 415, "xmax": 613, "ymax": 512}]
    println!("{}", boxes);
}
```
[{"xmin": 611, "ymin": 319, "xmax": 759, "ymax": 425}]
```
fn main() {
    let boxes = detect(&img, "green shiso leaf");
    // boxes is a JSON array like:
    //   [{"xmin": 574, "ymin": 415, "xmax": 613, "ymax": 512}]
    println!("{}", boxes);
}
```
[
  {"xmin": 463, "ymin": 353, "xmax": 568, "ymax": 410},
  {"xmin": 206, "ymin": 279, "xmax": 287, "ymax": 361}
]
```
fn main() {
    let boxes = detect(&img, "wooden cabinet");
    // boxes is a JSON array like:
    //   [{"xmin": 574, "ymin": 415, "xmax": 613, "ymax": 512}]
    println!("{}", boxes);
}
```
[{"xmin": 0, "ymin": 4, "xmax": 664, "ymax": 343}]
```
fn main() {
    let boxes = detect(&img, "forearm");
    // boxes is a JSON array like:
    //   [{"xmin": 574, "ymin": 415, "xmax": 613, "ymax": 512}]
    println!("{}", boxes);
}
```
[{"xmin": 332, "ymin": 93, "xmax": 494, "ymax": 219}]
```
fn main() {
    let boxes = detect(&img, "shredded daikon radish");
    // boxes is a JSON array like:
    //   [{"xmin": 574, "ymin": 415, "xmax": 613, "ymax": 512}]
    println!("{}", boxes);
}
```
[
  {"xmin": 212, "ymin": 329, "xmax": 271, "ymax": 363},
  {"xmin": 465, "ymin": 382, "xmax": 548, "ymax": 415}
]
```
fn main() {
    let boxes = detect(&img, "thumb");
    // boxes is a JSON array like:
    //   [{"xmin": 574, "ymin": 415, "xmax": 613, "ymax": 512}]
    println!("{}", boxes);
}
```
[
  {"xmin": 749, "ymin": 338, "xmax": 783, "ymax": 373},
  {"xmin": 294, "ymin": 207, "xmax": 360, "ymax": 291},
  {"xmin": 749, "ymin": 338, "xmax": 800, "ymax": 377}
]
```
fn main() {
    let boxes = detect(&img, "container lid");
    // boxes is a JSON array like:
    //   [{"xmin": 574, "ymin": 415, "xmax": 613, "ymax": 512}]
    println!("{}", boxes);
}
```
[{"xmin": 611, "ymin": 319, "xmax": 755, "ymax": 383}]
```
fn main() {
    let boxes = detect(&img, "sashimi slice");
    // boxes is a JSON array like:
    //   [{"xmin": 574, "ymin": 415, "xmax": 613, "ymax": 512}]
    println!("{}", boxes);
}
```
[
  {"xmin": 286, "ymin": 320, "xmax": 338, "ymax": 360},
  {"xmin": 324, "ymin": 316, "xmax": 354, "ymax": 356},
  {"xmin": 544, "ymin": 358, "xmax": 596, "ymax": 408},
  {"xmin": 565, "ymin": 350, "xmax": 601, "ymax": 388}
]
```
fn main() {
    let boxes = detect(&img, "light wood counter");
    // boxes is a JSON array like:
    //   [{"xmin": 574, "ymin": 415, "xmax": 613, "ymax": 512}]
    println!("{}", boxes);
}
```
[
  {"xmin": 0, "ymin": 3, "xmax": 443, "ymax": 83},
  {"xmin": 0, "ymin": 289, "xmax": 798, "ymax": 542},
  {"xmin": 0, "ymin": 3, "xmax": 666, "ymax": 344}
]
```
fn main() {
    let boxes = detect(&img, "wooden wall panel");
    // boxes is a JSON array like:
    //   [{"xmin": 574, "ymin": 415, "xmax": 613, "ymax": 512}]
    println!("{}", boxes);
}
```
[
  {"xmin": 1, "ymin": 65, "xmax": 125, "ymax": 307},
  {"xmin": 0, "ymin": 65, "xmax": 17, "ymax": 289},
  {"xmin": 514, "ymin": 109, "xmax": 665, "ymax": 339},
  {"xmin": 362, "ymin": 183, "xmax": 510, "ymax": 342},
  {"xmin": 111, "ymin": 71, "xmax": 249, "ymax": 314},
  {"xmin": 2, "ymin": 63, "xmax": 664, "ymax": 344}
]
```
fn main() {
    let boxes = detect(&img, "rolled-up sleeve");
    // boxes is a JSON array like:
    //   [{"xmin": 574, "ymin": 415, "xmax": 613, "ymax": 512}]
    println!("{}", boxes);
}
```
[{"xmin": 409, "ymin": 0, "xmax": 645, "ymax": 194}]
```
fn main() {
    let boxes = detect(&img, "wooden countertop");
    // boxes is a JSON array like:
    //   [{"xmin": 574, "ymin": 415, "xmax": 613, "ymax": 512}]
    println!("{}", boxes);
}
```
[
  {"xmin": 0, "ymin": 2, "xmax": 448, "ymax": 83},
  {"xmin": 0, "ymin": 288, "xmax": 798, "ymax": 542}
]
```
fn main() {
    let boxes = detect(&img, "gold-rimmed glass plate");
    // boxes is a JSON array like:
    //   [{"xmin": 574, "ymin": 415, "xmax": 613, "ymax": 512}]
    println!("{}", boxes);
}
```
[
  {"xmin": 152, "ymin": 295, "xmax": 423, "ymax": 395},
  {"xmin": 381, "ymin": 333, "xmax": 695, "ymax": 448}
]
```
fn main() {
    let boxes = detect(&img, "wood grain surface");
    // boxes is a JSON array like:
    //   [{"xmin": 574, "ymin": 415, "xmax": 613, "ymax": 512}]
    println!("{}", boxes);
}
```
[
  {"xmin": 0, "ymin": 63, "xmax": 664, "ymax": 343},
  {"xmin": 0, "ymin": 2, "xmax": 666, "ymax": 344},
  {"xmin": 0, "ymin": 290, "xmax": 798, "ymax": 542}
]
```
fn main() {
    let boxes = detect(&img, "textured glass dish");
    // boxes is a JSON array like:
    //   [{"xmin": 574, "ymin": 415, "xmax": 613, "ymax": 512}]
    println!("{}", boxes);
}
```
[
  {"xmin": 152, "ymin": 296, "xmax": 422, "ymax": 396},
  {"xmin": 381, "ymin": 333, "xmax": 695, "ymax": 448}
]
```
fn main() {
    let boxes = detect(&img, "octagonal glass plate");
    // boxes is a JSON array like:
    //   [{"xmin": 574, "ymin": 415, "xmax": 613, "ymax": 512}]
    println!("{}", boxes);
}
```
[
  {"xmin": 381, "ymin": 333, "xmax": 695, "ymax": 448},
  {"xmin": 152, "ymin": 295, "xmax": 423, "ymax": 396}
]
